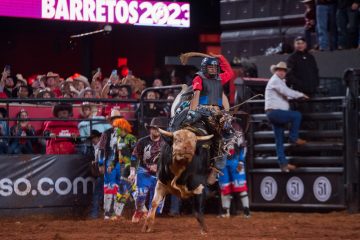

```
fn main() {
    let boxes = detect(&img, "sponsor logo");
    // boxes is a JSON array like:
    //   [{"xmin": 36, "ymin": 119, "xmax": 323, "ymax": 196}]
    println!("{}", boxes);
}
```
[
  {"xmin": 313, "ymin": 176, "xmax": 332, "ymax": 202},
  {"xmin": 0, "ymin": 177, "xmax": 95, "ymax": 197},
  {"xmin": 286, "ymin": 177, "xmax": 304, "ymax": 202},
  {"xmin": 260, "ymin": 176, "xmax": 278, "ymax": 201},
  {"xmin": 41, "ymin": 0, "xmax": 190, "ymax": 27}
]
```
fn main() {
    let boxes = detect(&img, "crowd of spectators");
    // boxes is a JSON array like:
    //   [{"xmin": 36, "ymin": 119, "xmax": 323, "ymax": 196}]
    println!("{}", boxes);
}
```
[
  {"xmin": 302, "ymin": 0, "xmax": 360, "ymax": 51},
  {"xmin": 0, "ymin": 65, "xmax": 192, "ymax": 155}
]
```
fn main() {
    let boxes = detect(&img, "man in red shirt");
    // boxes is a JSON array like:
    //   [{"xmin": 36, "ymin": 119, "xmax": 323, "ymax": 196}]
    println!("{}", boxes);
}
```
[
  {"xmin": 43, "ymin": 103, "xmax": 79, "ymax": 154},
  {"xmin": 186, "ymin": 53, "xmax": 234, "ymax": 184}
]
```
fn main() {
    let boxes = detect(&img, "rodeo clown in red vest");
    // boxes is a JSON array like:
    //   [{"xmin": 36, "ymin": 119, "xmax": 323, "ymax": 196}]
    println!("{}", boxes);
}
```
[
  {"xmin": 186, "ymin": 53, "xmax": 234, "ymax": 184},
  {"xmin": 43, "ymin": 103, "xmax": 79, "ymax": 154}
]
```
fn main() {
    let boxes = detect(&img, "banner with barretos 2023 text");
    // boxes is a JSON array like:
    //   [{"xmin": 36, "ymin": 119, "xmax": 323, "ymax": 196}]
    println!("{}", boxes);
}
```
[
  {"xmin": 0, "ymin": 154, "xmax": 94, "ymax": 211},
  {"xmin": 0, "ymin": 0, "xmax": 190, "ymax": 27}
]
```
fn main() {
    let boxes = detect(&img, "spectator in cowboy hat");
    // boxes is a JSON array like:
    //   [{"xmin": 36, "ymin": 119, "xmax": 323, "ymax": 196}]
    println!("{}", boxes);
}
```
[
  {"xmin": 61, "ymin": 78, "xmax": 81, "ymax": 98},
  {"xmin": 36, "ymin": 88, "xmax": 55, "ymax": 99},
  {"xmin": 73, "ymin": 74, "xmax": 90, "ymax": 92},
  {"xmin": 43, "ymin": 103, "xmax": 79, "ymax": 154},
  {"xmin": 265, "ymin": 61, "xmax": 309, "ymax": 172},
  {"xmin": 79, "ymin": 87, "xmax": 97, "ymax": 98},
  {"xmin": 45, "ymin": 72, "xmax": 62, "ymax": 97}
]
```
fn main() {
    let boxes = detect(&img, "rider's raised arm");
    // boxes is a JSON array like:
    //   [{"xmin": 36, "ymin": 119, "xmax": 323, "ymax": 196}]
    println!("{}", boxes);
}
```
[{"xmin": 219, "ymin": 55, "xmax": 234, "ymax": 85}]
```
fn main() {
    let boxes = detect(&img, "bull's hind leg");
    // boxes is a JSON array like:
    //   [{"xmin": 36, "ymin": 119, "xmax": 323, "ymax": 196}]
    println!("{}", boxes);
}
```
[
  {"xmin": 194, "ymin": 189, "xmax": 208, "ymax": 235},
  {"xmin": 142, "ymin": 181, "xmax": 167, "ymax": 233}
]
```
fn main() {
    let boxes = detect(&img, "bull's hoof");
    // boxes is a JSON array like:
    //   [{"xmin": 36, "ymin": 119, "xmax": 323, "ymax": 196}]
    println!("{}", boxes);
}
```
[{"xmin": 200, "ymin": 229, "xmax": 208, "ymax": 235}]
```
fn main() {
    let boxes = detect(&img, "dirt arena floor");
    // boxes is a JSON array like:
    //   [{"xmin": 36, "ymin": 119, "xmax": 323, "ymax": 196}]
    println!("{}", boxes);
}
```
[{"xmin": 0, "ymin": 211, "xmax": 359, "ymax": 240}]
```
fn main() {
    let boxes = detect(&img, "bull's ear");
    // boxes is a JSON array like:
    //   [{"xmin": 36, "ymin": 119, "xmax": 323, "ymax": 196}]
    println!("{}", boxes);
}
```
[
  {"xmin": 158, "ymin": 128, "xmax": 173, "ymax": 138},
  {"xmin": 196, "ymin": 134, "xmax": 214, "ymax": 141}
]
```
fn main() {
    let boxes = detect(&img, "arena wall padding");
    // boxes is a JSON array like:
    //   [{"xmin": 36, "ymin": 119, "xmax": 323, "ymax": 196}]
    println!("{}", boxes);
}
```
[{"xmin": 0, "ymin": 155, "xmax": 94, "ymax": 215}]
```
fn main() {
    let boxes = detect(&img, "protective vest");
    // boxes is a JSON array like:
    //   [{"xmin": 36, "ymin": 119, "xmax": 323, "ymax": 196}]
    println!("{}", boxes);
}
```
[{"xmin": 197, "ymin": 72, "xmax": 223, "ymax": 106}]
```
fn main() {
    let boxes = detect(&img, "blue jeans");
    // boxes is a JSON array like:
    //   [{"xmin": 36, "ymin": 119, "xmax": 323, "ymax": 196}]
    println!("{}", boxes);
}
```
[
  {"xmin": 90, "ymin": 176, "xmax": 104, "ymax": 218},
  {"xmin": 266, "ymin": 110, "xmax": 302, "ymax": 166},
  {"xmin": 316, "ymin": 4, "xmax": 337, "ymax": 50},
  {"xmin": 337, "ymin": 7, "xmax": 360, "ymax": 48}
]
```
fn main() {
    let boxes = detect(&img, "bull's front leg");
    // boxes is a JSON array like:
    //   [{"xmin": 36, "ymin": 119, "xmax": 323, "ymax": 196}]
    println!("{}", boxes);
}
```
[
  {"xmin": 142, "ymin": 181, "xmax": 167, "ymax": 233},
  {"xmin": 194, "ymin": 188, "xmax": 208, "ymax": 235}
]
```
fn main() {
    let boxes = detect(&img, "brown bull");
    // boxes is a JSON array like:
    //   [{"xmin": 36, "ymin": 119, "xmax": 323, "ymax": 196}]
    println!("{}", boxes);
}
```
[{"xmin": 142, "ymin": 128, "xmax": 213, "ymax": 234}]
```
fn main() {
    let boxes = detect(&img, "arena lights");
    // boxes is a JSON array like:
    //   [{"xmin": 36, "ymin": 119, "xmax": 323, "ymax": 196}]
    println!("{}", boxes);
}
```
[{"xmin": 0, "ymin": 0, "xmax": 190, "ymax": 28}]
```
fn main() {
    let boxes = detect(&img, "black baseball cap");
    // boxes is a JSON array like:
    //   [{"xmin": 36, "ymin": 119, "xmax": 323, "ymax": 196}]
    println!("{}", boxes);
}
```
[{"xmin": 294, "ymin": 36, "xmax": 306, "ymax": 42}]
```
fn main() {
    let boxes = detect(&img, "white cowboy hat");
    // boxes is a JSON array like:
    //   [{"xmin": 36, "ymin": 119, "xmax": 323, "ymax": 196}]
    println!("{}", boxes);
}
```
[
  {"xmin": 79, "ymin": 87, "xmax": 96, "ymax": 98},
  {"xmin": 73, "ymin": 74, "xmax": 90, "ymax": 88},
  {"xmin": 270, "ymin": 61, "xmax": 288, "ymax": 74},
  {"xmin": 109, "ymin": 108, "xmax": 123, "ymax": 122}
]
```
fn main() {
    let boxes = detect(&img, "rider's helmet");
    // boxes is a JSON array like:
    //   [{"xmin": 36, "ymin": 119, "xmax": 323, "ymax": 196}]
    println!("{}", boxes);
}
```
[{"xmin": 200, "ymin": 57, "xmax": 219, "ymax": 79}]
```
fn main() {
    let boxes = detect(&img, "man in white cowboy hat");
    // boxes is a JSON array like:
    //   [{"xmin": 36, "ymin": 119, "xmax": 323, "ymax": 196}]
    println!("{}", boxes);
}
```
[
  {"xmin": 265, "ymin": 61, "xmax": 309, "ymax": 172},
  {"xmin": 73, "ymin": 74, "xmax": 90, "ymax": 92},
  {"xmin": 45, "ymin": 72, "xmax": 62, "ymax": 97},
  {"xmin": 79, "ymin": 87, "xmax": 96, "ymax": 98}
]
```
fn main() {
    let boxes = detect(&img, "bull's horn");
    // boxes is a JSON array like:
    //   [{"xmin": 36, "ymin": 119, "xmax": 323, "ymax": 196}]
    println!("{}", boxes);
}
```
[
  {"xmin": 196, "ymin": 134, "xmax": 214, "ymax": 141},
  {"xmin": 158, "ymin": 128, "xmax": 173, "ymax": 138}
]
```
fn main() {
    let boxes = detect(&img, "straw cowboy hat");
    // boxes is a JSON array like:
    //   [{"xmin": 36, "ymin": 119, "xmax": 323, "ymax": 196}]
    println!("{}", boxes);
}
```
[
  {"xmin": 73, "ymin": 74, "xmax": 90, "ymax": 88},
  {"xmin": 109, "ymin": 108, "xmax": 123, "ymax": 122},
  {"xmin": 270, "ymin": 61, "xmax": 288, "ymax": 74},
  {"xmin": 145, "ymin": 117, "xmax": 169, "ymax": 130},
  {"xmin": 46, "ymin": 72, "xmax": 60, "ymax": 78},
  {"xmin": 301, "ymin": 0, "xmax": 313, "ymax": 3}
]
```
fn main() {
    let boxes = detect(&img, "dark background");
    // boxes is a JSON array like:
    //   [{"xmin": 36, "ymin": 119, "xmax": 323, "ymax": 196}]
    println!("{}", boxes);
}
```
[{"xmin": 0, "ymin": 0, "xmax": 220, "ymax": 80}]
